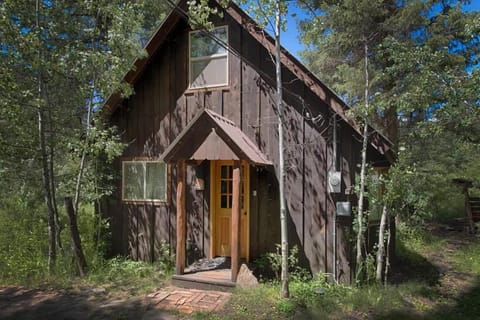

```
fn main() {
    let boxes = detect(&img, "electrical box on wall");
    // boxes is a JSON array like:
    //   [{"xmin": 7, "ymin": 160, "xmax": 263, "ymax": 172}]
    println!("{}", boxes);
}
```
[
  {"xmin": 328, "ymin": 171, "xmax": 342, "ymax": 193},
  {"xmin": 336, "ymin": 202, "xmax": 351, "ymax": 216}
]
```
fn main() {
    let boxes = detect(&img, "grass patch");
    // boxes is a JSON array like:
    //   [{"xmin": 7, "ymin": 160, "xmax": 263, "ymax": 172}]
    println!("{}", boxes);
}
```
[
  {"xmin": 1, "ymin": 256, "xmax": 174, "ymax": 299},
  {"xmin": 213, "ymin": 279, "xmax": 434, "ymax": 320},
  {"xmin": 451, "ymin": 239, "xmax": 480, "ymax": 274},
  {"xmin": 220, "ymin": 283, "xmax": 287, "ymax": 319},
  {"xmin": 84, "ymin": 256, "xmax": 173, "ymax": 295},
  {"xmin": 397, "ymin": 222, "xmax": 446, "ymax": 253},
  {"xmin": 393, "ymin": 223, "xmax": 443, "ymax": 285}
]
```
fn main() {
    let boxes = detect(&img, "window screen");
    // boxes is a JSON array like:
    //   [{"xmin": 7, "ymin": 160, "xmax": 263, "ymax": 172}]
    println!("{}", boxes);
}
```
[
  {"xmin": 189, "ymin": 26, "xmax": 228, "ymax": 88},
  {"xmin": 122, "ymin": 161, "xmax": 167, "ymax": 201}
]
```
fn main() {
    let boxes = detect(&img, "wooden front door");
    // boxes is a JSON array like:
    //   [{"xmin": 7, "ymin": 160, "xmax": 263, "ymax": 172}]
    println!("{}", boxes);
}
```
[{"xmin": 211, "ymin": 160, "xmax": 249, "ymax": 260}]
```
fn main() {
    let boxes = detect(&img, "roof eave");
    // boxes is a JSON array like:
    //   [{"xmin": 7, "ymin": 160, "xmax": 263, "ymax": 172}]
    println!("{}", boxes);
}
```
[{"xmin": 101, "ymin": 0, "xmax": 186, "ymax": 118}]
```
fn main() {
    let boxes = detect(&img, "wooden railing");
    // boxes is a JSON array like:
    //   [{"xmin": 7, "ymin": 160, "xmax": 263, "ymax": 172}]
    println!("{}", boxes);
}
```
[{"xmin": 470, "ymin": 197, "xmax": 480, "ymax": 222}]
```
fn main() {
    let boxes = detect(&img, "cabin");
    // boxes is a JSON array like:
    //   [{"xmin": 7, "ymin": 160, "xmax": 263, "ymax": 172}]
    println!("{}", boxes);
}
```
[{"xmin": 102, "ymin": 0, "xmax": 394, "ymax": 286}]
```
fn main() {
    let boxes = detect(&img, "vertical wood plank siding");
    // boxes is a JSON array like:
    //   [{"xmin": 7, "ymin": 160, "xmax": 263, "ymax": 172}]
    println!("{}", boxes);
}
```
[{"xmin": 105, "ymin": 14, "xmax": 386, "ymax": 282}]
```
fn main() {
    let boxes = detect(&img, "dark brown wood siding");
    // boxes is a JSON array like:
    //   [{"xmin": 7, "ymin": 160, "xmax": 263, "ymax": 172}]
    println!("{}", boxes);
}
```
[{"xmin": 106, "ymin": 14, "xmax": 387, "ymax": 282}]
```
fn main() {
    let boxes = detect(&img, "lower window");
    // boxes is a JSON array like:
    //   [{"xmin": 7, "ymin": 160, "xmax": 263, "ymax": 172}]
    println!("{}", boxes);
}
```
[{"xmin": 122, "ymin": 160, "xmax": 167, "ymax": 202}]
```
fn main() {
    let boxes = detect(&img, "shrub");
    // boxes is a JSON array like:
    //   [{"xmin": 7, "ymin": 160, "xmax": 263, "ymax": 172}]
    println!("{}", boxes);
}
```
[{"xmin": 253, "ymin": 244, "xmax": 310, "ymax": 281}]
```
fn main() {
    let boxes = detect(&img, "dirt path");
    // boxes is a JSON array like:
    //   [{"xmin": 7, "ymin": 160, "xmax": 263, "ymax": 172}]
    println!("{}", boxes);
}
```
[
  {"xmin": 409, "ymin": 223, "xmax": 479, "ymax": 317},
  {"xmin": 0, "ymin": 285, "xmax": 161, "ymax": 320},
  {"xmin": 0, "ymin": 284, "xmax": 230, "ymax": 320},
  {"xmin": 424, "ymin": 224, "xmax": 476, "ymax": 291}
]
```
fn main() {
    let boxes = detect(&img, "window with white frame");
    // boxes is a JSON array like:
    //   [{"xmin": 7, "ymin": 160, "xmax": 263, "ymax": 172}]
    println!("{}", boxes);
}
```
[
  {"xmin": 122, "ymin": 160, "xmax": 167, "ymax": 202},
  {"xmin": 189, "ymin": 26, "xmax": 228, "ymax": 88}
]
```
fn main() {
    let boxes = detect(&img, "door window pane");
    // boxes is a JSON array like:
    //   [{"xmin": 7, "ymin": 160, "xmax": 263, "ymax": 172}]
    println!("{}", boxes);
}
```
[
  {"xmin": 221, "ymin": 165, "xmax": 227, "ymax": 179},
  {"xmin": 218, "ymin": 164, "xmax": 247, "ymax": 210},
  {"xmin": 221, "ymin": 195, "xmax": 228, "ymax": 208}
]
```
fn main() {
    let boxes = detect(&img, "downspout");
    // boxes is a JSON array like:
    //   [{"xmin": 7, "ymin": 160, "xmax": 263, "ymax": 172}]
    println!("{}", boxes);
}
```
[{"xmin": 332, "ymin": 115, "xmax": 337, "ymax": 282}]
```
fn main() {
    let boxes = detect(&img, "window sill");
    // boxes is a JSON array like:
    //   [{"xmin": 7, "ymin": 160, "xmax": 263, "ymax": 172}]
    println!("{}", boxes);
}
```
[
  {"xmin": 185, "ymin": 85, "xmax": 230, "ymax": 95},
  {"xmin": 121, "ymin": 200, "xmax": 168, "ymax": 206}
]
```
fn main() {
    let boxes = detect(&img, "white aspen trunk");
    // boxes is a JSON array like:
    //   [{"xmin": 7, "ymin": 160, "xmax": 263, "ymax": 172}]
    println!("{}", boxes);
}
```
[
  {"xmin": 73, "ymin": 80, "xmax": 95, "ymax": 215},
  {"xmin": 376, "ymin": 204, "xmax": 388, "ymax": 282},
  {"xmin": 275, "ymin": 0, "xmax": 289, "ymax": 298},
  {"xmin": 69, "ymin": 81, "xmax": 95, "ymax": 276},
  {"xmin": 355, "ymin": 42, "xmax": 369, "ymax": 283},
  {"xmin": 384, "ymin": 214, "xmax": 392, "ymax": 286}
]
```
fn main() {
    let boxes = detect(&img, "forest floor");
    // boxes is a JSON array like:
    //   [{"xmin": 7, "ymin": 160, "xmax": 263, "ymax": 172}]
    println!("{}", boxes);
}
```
[
  {"xmin": 0, "ymin": 283, "xmax": 232, "ymax": 319},
  {"xmin": 0, "ymin": 284, "xmax": 178, "ymax": 319},
  {"xmin": 382, "ymin": 222, "xmax": 480, "ymax": 319},
  {"xmin": 0, "ymin": 222, "xmax": 479, "ymax": 319}
]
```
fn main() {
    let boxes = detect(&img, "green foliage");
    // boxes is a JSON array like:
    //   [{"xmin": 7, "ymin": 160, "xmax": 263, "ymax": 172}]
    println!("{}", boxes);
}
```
[
  {"xmin": 187, "ymin": 0, "xmax": 290, "ymax": 33},
  {"xmin": 238, "ymin": 0, "xmax": 289, "ymax": 33},
  {"xmin": 86, "ymin": 241, "xmax": 174, "ymax": 291},
  {"xmin": 397, "ymin": 222, "xmax": 445, "ymax": 253},
  {"xmin": 300, "ymin": 0, "xmax": 480, "ymax": 225},
  {"xmin": 88, "ymin": 255, "xmax": 172, "ymax": 283},
  {"xmin": 300, "ymin": 0, "xmax": 399, "ymax": 106},
  {"xmin": 218, "ymin": 221, "xmax": 480, "ymax": 320},
  {"xmin": 254, "ymin": 244, "xmax": 309, "ymax": 281},
  {"xmin": 384, "ymin": 139, "xmax": 476, "ymax": 222},
  {"xmin": 0, "ymin": 194, "xmax": 173, "ymax": 288},
  {"xmin": 0, "ymin": 196, "xmax": 49, "ymax": 283},
  {"xmin": 222, "ymin": 274, "xmax": 435, "ymax": 319},
  {"xmin": 0, "ymin": 197, "xmax": 99, "ymax": 283},
  {"xmin": 0, "ymin": 0, "xmax": 169, "ymax": 278},
  {"xmin": 187, "ymin": 0, "xmax": 228, "ymax": 30}
]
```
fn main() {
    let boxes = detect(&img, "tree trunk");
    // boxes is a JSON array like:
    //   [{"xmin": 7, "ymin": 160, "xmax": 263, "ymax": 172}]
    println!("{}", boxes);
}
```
[
  {"xmin": 36, "ymin": 0, "xmax": 56, "ymax": 274},
  {"xmin": 64, "ymin": 197, "xmax": 88, "ymax": 276},
  {"xmin": 49, "ymin": 144, "xmax": 62, "ymax": 251},
  {"xmin": 355, "ymin": 42, "xmax": 370, "ymax": 283},
  {"xmin": 68, "ymin": 82, "xmax": 95, "ymax": 269},
  {"xmin": 384, "ymin": 214, "xmax": 392, "ymax": 286},
  {"xmin": 38, "ymin": 107, "xmax": 57, "ymax": 274},
  {"xmin": 275, "ymin": 0, "xmax": 289, "ymax": 298},
  {"xmin": 376, "ymin": 204, "xmax": 388, "ymax": 283},
  {"xmin": 73, "ymin": 82, "xmax": 95, "ymax": 216}
]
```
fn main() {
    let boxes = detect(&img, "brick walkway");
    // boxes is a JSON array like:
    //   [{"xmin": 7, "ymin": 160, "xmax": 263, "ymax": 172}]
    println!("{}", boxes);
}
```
[{"xmin": 147, "ymin": 286, "xmax": 231, "ymax": 314}]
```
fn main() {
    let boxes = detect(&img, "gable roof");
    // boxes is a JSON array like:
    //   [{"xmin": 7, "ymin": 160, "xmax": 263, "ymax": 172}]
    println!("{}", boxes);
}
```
[
  {"xmin": 103, "ymin": 0, "xmax": 394, "ymax": 162},
  {"xmin": 160, "ymin": 109, "xmax": 272, "ymax": 165}
]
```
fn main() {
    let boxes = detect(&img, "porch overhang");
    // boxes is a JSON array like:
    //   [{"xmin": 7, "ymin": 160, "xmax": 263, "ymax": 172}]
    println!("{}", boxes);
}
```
[{"xmin": 160, "ymin": 109, "xmax": 272, "ymax": 166}]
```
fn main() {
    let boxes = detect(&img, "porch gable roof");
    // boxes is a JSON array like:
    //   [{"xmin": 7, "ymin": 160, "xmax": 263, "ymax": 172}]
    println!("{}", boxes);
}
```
[{"xmin": 160, "ymin": 109, "xmax": 272, "ymax": 165}]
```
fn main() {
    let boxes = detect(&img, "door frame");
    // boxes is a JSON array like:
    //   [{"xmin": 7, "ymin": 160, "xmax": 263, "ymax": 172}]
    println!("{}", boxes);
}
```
[{"xmin": 209, "ymin": 160, "xmax": 250, "ymax": 261}]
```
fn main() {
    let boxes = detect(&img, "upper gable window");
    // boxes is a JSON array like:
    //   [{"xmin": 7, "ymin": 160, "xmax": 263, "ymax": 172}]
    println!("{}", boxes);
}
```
[{"xmin": 189, "ymin": 26, "xmax": 228, "ymax": 89}]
